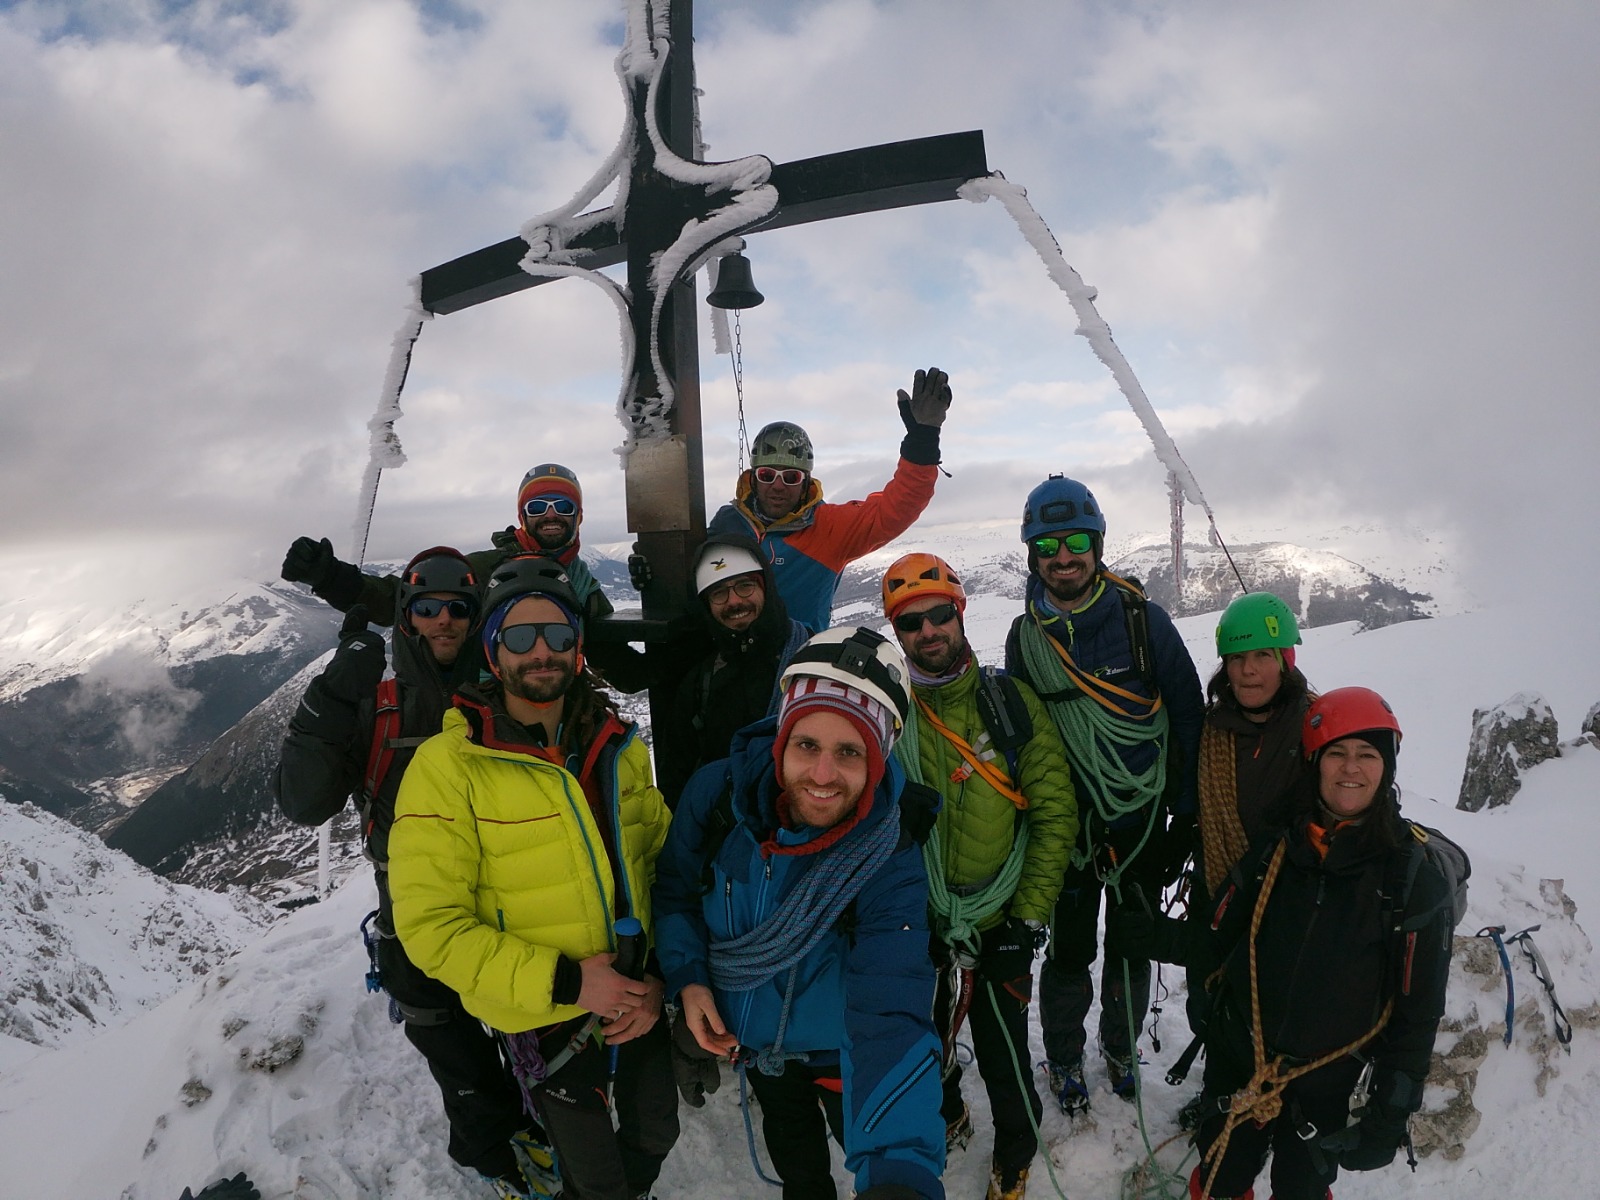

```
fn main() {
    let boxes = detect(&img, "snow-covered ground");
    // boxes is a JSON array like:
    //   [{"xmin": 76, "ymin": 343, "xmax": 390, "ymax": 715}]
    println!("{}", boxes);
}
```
[{"xmin": 2, "ymin": 590, "xmax": 1598, "ymax": 1199}]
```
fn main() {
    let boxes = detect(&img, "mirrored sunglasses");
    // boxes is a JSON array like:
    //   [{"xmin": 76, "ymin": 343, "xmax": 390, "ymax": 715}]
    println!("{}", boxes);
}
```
[
  {"xmin": 753, "ymin": 466, "xmax": 806, "ymax": 487},
  {"xmin": 522, "ymin": 497, "xmax": 578, "ymax": 517},
  {"xmin": 408, "ymin": 596, "xmax": 474, "ymax": 620},
  {"xmin": 892, "ymin": 601, "xmax": 960, "ymax": 633},
  {"xmin": 497, "ymin": 622, "xmax": 577, "ymax": 654},
  {"xmin": 1031, "ymin": 532, "xmax": 1095, "ymax": 558}
]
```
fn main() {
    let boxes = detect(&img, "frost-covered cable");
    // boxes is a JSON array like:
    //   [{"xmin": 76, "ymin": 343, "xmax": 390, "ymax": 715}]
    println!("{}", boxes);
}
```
[
  {"xmin": 348, "ymin": 280, "xmax": 427, "ymax": 568},
  {"xmin": 961, "ymin": 174, "xmax": 1222, "ymax": 532}
]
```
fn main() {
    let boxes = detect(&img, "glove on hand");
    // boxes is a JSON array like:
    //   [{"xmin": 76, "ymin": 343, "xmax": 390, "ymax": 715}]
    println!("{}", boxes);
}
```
[
  {"xmin": 319, "ymin": 604, "xmax": 385, "ymax": 703},
  {"xmin": 1106, "ymin": 882, "xmax": 1191, "ymax": 965},
  {"xmin": 980, "ymin": 916, "xmax": 1037, "ymax": 990},
  {"xmin": 896, "ymin": 366, "xmax": 952, "ymax": 429},
  {"xmin": 668, "ymin": 1004, "xmax": 723, "ymax": 1107},
  {"xmin": 183, "ymin": 1174, "xmax": 262, "ymax": 1200},
  {"xmin": 1161, "ymin": 812, "xmax": 1198, "ymax": 887},
  {"xmin": 282, "ymin": 536, "xmax": 336, "ymax": 587},
  {"xmin": 281, "ymin": 535, "xmax": 364, "ymax": 608},
  {"xmin": 1323, "ymin": 1105, "xmax": 1408, "ymax": 1171}
]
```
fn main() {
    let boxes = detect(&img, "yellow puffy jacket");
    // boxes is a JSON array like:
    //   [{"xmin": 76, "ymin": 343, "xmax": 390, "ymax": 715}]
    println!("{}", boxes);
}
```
[{"xmin": 389, "ymin": 699, "xmax": 670, "ymax": 1033}]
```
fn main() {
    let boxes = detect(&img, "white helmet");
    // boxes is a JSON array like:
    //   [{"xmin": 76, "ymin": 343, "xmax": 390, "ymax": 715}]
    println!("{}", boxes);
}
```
[
  {"xmin": 694, "ymin": 542, "xmax": 766, "ymax": 595},
  {"xmin": 779, "ymin": 626, "xmax": 911, "ymax": 730}
]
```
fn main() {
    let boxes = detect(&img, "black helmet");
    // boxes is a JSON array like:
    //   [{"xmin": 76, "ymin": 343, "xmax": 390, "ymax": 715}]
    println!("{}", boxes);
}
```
[
  {"xmin": 481, "ymin": 554, "xmax": 582, "ymax": 626},
  {"xmin": 397, "ymin": 547, "xmax": 479, "ymax": 627}
]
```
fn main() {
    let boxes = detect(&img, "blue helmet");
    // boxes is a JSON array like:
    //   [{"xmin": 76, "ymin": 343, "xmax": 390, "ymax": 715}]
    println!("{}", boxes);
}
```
[{"xmin": 1021, "ymin": 475, "xmax": 1106, "ymax": 542}]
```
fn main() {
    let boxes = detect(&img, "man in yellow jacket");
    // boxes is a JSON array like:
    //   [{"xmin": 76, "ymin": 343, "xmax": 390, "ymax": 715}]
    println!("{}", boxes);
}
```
[{"xmin": 391, "ymin": 555, "xmax": 676, "ymax": 1200}]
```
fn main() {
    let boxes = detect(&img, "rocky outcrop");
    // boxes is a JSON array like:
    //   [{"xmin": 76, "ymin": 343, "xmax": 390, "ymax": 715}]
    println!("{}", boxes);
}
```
[
  {"xmin": 1457, "ymin": 693, "xmax": 1561, "ymax": 812},
  {"xmin": 1414, "ymin": 877, "xmax": 1600, "ymax": 1159}
]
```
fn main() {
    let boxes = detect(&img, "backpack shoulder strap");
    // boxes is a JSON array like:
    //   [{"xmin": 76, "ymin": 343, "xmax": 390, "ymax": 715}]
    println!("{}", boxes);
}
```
[
  {"xmin": 1106, "ymin": 572, "xmax": 1157, "ymax": 688},
  {"xmin": 696, "ymin": 768, "xmax": 738, "ymax": 894},
  {"xmin": 360, "ymin": 679, "xmax": 406, "ymax": 837},
  {"xmin": 974, "ymin": 666, "xmax": 1034, "ymax": 783}
]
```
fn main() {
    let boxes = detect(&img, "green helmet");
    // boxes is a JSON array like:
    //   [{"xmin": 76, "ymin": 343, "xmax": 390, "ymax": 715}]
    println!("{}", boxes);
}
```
[
  {"xmin": 1216, "ymin": 592, "xmax": 1301, "ymax": 655},
  {"xmin": 750, "ymin": 421, "xmax": 814, "ymax": 472}
]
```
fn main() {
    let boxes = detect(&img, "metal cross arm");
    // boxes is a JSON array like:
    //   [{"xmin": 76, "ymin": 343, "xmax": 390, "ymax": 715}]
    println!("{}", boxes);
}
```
[{"xmin": 418, "ymin": 130, "xmax": 989, "ymax": 316}]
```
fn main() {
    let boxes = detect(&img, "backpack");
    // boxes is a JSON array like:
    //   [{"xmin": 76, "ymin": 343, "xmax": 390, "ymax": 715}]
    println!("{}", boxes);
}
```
[
  {"xmin": 1385, "ymin": 821, "xmax": 1471, "ymax": 996},
  {"xmin": 359, "ymin": 678, "xmax": 431, "ymax": 846},
  {"xmin": 973, "ymin": 666, "xmax": 1034, "ymax": 784}
]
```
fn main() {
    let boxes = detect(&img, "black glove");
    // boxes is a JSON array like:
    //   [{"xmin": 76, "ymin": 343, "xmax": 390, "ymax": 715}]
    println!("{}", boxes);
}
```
[
  {"xmin": 281, "ymin": 535, "xmax": 363, "ymax": 609},
  {"xmin": 980, "ymin": 917, "xmax": 1037, "ymax": 992},
  {"xmin": 1106, "ymin": 882, "xmax": 1191, "ymax": 965},
  {"xmin": 1161, "ymin": 812, "xmax": 1198, "ymax": 887},
  {"xmin": 319, "ymin": 604, "xmax": 385, "ymax": 703},
  {"xmin": 668, "ymin": 1005, "xmax": 723, "ymax": 1108},
  {"xmin": 1322, "ymin": 1104, "xmax": 1409, "ymax": 1171},
  {"xmin": 182, "ymin": 1175, "xmax": 261, "ymax": 1200},
  {"xmin": 896, "ymin": 366, "xmax": 950, "ymax": 466}
]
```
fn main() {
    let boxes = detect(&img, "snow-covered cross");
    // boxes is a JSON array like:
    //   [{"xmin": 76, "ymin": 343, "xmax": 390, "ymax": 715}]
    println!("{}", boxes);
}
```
[{"xmin": 415, "ymin": 0, "xmax": 987, "ymax": 717}]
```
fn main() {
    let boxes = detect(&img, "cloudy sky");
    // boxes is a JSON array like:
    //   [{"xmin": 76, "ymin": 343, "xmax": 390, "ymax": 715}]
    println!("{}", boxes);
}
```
[{"xmin": 2, "ymin": 0, "xmax": 1596, "ymax": 609}]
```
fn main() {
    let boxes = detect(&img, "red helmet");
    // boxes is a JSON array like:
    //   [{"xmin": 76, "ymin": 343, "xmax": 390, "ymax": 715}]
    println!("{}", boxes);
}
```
[{"xmin": 1302, "ymin": 686, "xmax": 1402, "ymax": 758}]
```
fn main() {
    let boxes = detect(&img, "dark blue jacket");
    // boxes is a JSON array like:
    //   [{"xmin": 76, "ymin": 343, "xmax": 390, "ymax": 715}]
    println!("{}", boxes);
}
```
[
  {"xmin": 653, "ymin": 720, "xmax": 944, "ymax": 1199},
  {"xmin": 1005, "ymin": 573, "xmax": 1203, "ymax": 827}
]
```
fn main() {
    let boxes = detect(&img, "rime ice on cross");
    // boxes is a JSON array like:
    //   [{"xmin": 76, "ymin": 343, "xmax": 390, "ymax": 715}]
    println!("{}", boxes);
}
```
[{"xmin": 416, "ymin": 0, "xmax": 987, "ymax": 725}]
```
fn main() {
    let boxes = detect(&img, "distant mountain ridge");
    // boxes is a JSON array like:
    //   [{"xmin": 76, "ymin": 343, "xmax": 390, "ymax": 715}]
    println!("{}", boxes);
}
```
[{"xmin": 1, "ymin": 532, "xmax": 1434, "ymax": 894}]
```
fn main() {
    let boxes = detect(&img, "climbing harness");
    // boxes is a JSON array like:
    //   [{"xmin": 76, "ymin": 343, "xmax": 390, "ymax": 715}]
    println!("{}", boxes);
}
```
[{"xmin": 1195, "ymin": 841, "xmax": 1395, "ymax": 1200}]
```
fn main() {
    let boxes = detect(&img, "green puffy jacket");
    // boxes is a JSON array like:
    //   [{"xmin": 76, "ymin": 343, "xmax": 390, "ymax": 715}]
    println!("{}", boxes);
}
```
[
  {"xmin": 902, "ymin": 664, "xmax": 1079, "ymax": 926},
  {"xmin": 389, "ymin": 702, "xmax": 670, "ymax": 1033}
]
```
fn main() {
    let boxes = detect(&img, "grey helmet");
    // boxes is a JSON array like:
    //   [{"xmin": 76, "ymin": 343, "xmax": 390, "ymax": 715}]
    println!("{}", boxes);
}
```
[{"xmin": 750, "ymin": 421, "xmax": 814, "ymax": 473}]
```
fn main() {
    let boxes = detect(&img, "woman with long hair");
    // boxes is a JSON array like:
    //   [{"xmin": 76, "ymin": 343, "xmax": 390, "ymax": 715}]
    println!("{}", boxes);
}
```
[{"xmin": 1188, "ymin": 687, "xmax": 1453, "ymax": 1200}]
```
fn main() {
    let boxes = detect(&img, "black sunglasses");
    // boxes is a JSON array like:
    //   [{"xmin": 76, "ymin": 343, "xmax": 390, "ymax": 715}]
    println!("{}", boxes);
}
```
[
  {"xmin": 892, "ymin": 602, "xmax": 960, "ymax": 633},
  {"xmin": 408, "ymin": 596, "xmax": 474, "ymax": 620},
  {"xmin": 498, "ymin": 622, "xmax": 578, "ymax": 654}
]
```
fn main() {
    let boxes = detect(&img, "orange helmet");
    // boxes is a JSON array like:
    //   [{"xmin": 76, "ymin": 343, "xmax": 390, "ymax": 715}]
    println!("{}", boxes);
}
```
[{"xmin": 881, "ymin": 553, "xmax": 966, "ymax": 619}]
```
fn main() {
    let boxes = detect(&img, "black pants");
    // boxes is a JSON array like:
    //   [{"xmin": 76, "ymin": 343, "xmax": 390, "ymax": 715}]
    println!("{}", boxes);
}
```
[
  {"xmin": 530, "ymin": 1017, "xmax": 680, "ymax": 1200},
  {"xmin": 377, "ymin": 931, "xmax": 527, "ymax": 1180},
  {"xmin": 745, "ymin": 1060, "xmax": 847, "ymax": 1200},
  {"xmin": 934, "ymin": 939, "xmax": 1042, "ymax": 1177},
  {"xmin": 1040, "ymin": 824, "xmax": 1164, "ymax": 1069},
  {"xmin": 1193, "ymin": 1001, "xmax": 1358, "ymax": 1200}
]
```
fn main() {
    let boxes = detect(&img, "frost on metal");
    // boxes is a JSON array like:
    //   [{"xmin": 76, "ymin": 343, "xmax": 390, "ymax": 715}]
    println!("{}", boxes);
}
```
[
  {"xmin": 961, "ymin": 174, "xmax": 1218, "ymax": 555},
  {"xmin": 518, "ymin": 0, "xmax": 775, "ymax": 460},
  {"xmin": 349, "ymin": 280, "xmax": 429, "ymax": 565}
]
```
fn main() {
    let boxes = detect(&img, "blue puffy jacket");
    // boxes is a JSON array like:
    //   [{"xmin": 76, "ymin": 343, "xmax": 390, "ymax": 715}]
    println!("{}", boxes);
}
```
[
  {"xmin": 1004, "ymin": 573, "xmax": 1203, "ymax": 825},
  {"xmin": 653, "ymin": 720, "xmax": 945, "ymax": 1199}
]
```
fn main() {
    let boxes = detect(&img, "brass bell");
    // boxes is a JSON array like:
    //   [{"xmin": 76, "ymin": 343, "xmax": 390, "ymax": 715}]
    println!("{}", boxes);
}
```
[{"xmin": 707, "ymin": 252, "xmax": 764, "ymax": 310}]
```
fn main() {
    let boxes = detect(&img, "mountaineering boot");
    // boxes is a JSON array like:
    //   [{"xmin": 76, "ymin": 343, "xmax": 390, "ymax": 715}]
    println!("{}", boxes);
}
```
[
  {"xmin": 510, "ymin": 1126, "xmax": 562, "ymax": 1199},
  {"xmin": 946, "ymin": 1101, "xmax": 975, "ymax": 1154},
  {"xmin": 1177, "ymin": 1090, "xmax": 1208, "ymax": 1131},
  {"xmin": 1104, "ymin": 1051, "xmax": 1139, "ymax": 1102},
  {"xmin": 986, "ymin": 1163, "xmax": 1030, "ymax": 1200},
  {"xmin": 1044, "ymin": 1059, "xmax": 1090, "ymax": 1115},
  {"xmin": 1187, "ymin": 1164, "xmax": 1254, "ymax": 1200},
  {"xmin": 478, "ymin": 1171, "xmax": 533, "ymax": 1200}
]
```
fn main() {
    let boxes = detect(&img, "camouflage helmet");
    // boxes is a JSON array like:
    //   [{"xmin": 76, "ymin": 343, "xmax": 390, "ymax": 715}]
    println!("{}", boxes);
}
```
[{"xmin": 750, "ymin": 421, "xmax": 814, "ymax": 473}]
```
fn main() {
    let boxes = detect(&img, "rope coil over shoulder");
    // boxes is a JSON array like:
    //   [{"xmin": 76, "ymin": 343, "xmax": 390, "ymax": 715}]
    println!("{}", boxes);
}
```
[{"xmin": 1197, "ymin": 840, "xmax": 1395, "ymax": 1200}]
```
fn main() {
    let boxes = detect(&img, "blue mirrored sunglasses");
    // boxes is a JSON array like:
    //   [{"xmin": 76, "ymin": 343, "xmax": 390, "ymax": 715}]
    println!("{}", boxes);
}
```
[
  {"xmin": 523, "ymin": 497, "xmax": 578, "ymax": 517},
  {"xmin": 408, "ymin": 596, "xmax": 474, "ymax": 620}
]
